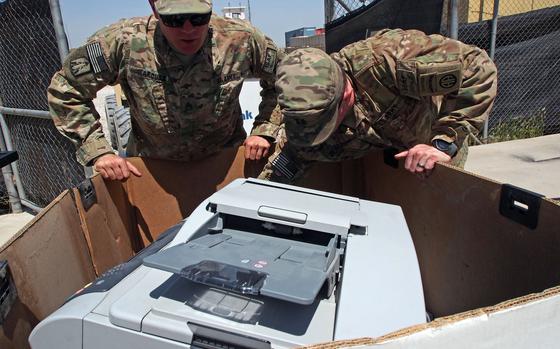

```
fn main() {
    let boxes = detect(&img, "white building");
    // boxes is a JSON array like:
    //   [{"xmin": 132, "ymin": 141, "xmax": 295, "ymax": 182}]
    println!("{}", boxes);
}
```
[{"xmin": 222, "ymin": 6, "xmax": 248, "ymax": 21}]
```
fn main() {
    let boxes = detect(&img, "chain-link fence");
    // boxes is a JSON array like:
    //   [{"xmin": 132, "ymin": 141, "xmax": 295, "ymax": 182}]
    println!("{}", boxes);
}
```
[
  {"xmin": 0, "ymin": 0, "xmax": 84, "ymax": 209},
  {"xmin": 325, "ymin": 0, "xmax": 444, "ymax": 52},
  {"xmin": 325, "ymin": 0, "xmax": 378, "ymax": 23},
  {"xmin": 0, "ymin": 0, "xmax": 60, "ymax": 109},
  {"xmin": 442, "ymin": 0, "xmax": 560, "ymax": 142},
  {"xmin": 0, "ymin": 177, "xmax": 7, "ymax": 214},
  {"xmin": 326, "ymin": 0, "xmax": 560, "ymax": 143},
  {"xmin": 4, "ymin": 117, "xmax": 84, "ymax": 207}
]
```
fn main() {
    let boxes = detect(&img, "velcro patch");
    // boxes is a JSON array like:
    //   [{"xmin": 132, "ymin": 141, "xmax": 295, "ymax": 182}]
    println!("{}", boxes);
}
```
[
  {"xmin": 86, "ymin": 42, "xmax": 109, "ymax": 74},
  {"xmin": 70, "ymin": 58, "xmax": 92, "ymax": 77},
  {"xmin": 396, "ymin": 62, "xmax": 418, "ymax": 99},
  {"xmin": 263, "ymin": 47, "xmax": 278, "ymax": 74},
  {"xmin": 129, "ymin": 67, "xmax": 168, "ymax": 82},
  {"xmin": 220, "ymin": 73, "xmax": 242, "ymax": 83}
]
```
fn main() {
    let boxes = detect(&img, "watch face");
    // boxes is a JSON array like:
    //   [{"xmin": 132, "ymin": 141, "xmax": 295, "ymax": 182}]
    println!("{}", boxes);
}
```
[
  {"xmin": 434, "ymin": 139, "xmax": 450, "ymax": 151},
  {"xmin": 433, "ymin": 139, "xmax": 458, "ymax": 157}
]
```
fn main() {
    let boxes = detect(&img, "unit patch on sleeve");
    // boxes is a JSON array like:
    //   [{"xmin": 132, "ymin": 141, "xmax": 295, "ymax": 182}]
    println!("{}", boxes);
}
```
[
  {"xmin": 86, "ymin": 42, "xmax": 109, "ymax": 74},
  {"xmin": 263, "ymin": 47, "xmax": 278, "ymax": 74},
  {"xmin": 69, "ymin": 58, "xmax": 92, "ymax": 77}
]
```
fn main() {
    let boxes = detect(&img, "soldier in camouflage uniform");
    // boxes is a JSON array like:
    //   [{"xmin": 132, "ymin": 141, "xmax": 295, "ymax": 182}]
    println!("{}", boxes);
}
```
[
  {"xmin": 48, "ymin": 0, "xmax": 283, "ymax": 180},
  {"xmin": 259, "ymin": 29, "xmax": 497, "ymax": 183}
]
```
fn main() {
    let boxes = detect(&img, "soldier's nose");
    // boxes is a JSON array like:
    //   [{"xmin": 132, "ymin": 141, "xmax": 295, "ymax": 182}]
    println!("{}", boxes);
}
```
[{"xmin": 181, "ymin": 19, "xmax": 195, "ymax": 31}]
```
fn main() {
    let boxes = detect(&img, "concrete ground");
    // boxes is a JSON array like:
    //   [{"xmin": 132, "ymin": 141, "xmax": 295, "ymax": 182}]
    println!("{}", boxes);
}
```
[
  {"xmin": 0, "ymin": 211, "xmax": 35, "ymax": 249},
  {"xmin": 466, "ymin": 134, "xmax": 560, "ymax": 199}
]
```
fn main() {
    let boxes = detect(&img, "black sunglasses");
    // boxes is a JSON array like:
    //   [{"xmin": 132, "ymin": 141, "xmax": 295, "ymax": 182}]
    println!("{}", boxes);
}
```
[{"xmin": 159, "ymin": 12, "xmax": 212, "ymax": 28}]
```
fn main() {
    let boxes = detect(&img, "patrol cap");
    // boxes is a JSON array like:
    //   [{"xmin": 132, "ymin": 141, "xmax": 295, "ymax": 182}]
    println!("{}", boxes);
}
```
[
  {"xmin": 154, "ymin": 0, "xmax": 212, "ymax": 15},
  {"xmin": 276, "ymin": 48, "xmax": 345, "ymax": 147}
]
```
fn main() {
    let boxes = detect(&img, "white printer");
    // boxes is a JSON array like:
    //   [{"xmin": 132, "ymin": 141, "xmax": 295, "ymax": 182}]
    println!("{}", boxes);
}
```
[{"xmin": 30, "ymin": 179, "xmax": 425, "ymax": 349}]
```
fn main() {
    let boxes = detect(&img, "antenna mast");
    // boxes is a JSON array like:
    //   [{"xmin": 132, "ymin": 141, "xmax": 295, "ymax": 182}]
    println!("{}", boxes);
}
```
[{"xmin": 247, "ymin": 0, "xmax": 252, "ymax": 22}]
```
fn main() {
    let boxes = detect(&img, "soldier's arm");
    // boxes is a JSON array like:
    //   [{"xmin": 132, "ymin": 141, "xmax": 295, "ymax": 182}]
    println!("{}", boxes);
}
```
[
  {"xmin": 47, "ymin": 21, "xmax": 125, "ymax": 166},
  {"xmin": 431, "ymin": 45, "xmax": 498, "ymax": 148},
  {"xmin": 248, "ymin": 27, "xmax": 285, "ymax": 141}
]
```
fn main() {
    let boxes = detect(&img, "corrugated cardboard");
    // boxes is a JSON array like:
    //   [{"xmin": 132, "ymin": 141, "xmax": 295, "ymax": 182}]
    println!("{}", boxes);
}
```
[
  {"xmin": 74, "ymin": 175, "xmax": 140, "ymax": 275},
  {"xmin": 0, "ymin": 190, "xmax": 95, "ymax": 349},
  {"xmin": 1, "ymin": 145, "xmax": 559, "ymax": 348},
  {"xmin": 362, "ymin": 151, "xmax": 560, "ymax": 317}
]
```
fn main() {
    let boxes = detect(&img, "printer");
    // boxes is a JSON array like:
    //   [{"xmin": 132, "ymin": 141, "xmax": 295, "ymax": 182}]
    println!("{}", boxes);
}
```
[{"xmin": 30, "ymin": 179, "xmax": 425, "ymax": 349}]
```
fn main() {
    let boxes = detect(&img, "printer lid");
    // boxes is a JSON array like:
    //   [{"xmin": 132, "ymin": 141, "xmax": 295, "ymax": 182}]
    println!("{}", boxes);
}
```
[{"xmin": 207, "ymin": 179, "xmax": 365, "ymax": 236}]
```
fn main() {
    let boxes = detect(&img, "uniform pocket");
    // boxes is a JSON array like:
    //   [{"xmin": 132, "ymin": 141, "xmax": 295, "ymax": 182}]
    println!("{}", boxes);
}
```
[
  {"xmin": 213, "ymin": 81, "xmax": 241, "ymax": 119},
  {"xmin": 127, "ymin": 69, "xmax": 174, "ymax": 135},
  {"xmin": 149, "ymin": 83, "xmax": 177, "ymax": 134}
]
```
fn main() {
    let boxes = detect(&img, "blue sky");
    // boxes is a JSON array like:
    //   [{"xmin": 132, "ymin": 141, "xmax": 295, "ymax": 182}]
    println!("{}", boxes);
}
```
[{"xmin": 59, "ymin": 0, "xmax": 325, "ymax": 48}]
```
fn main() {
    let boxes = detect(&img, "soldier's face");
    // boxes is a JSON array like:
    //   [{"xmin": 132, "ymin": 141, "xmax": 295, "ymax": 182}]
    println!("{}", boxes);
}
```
[
  {"xmin": 336, "ymin": 76, "xmax": 356, "ymax": 126},
  {"xmin": 149, "ymin": 0, "xmax": 210, "ymax": 55},
  {"xmin": 159, "ymin": 20, "xmax": 210, "ymax": 55}
]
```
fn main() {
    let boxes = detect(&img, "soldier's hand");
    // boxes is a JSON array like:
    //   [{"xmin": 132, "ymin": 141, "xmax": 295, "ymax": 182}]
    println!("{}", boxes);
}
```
[
  {"xmin": 93, "ymin": 154, "xmax": 142, "ymax": 181},
  {"xmin": 244, "ymin": 136, "xmax": 271, "ymax": 160},
  {"xmin": 394, "ymin": 144, "xmax": 451, "ymax": 175}
]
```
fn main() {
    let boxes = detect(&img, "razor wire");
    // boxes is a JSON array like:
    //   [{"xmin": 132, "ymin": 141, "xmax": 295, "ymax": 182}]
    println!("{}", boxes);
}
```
[
  {"xmin": 442, "ymin": 0, "xmax": 560, "ymax": 142},
  {"xmin": 0, "ymin": 0, "xmax": 85, "ymax": 209}
]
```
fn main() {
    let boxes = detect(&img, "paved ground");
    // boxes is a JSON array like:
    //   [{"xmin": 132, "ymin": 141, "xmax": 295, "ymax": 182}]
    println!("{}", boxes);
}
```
[
  {"xmin": 466, "ymin": 134, "xmax": 560, "ymax": 199},
  {"xmin": 0, "ymin": 212, "xmax": 34, "ymax": 249}
]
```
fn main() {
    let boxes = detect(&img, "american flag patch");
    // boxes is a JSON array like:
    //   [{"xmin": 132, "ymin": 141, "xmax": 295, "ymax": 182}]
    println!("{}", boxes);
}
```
[
  {"xmin": 86, "ymin": 42, "xmax": 109, "ymax": 74},
  {"xmin": 271, "ymin": 152, "xmax": 298, "ymax": 180}
]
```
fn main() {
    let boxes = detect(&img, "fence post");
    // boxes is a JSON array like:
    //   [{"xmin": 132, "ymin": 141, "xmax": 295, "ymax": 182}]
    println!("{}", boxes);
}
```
[
  {"xmin": 449, "ymin": 0, "xmax": 459, "ymax": 39},
  {"xmin": 48, "ymin": 0, "xmax": 94, "ymax": 177},
  {"xmin": 484, "ymin": 0, "xmax": 500, "ymax": 141},
  {"xmin": 0, "ymin": 113, "xmax": 26, "ymax": 202},
  {"xmin": 48, "ymin": 0, "xmax": 69, "ymax": 62},
  {"xmin": 324, "ymin": 0, "xmax": 335, "ymax": 24},
  {"xmin": 0, "ymin": 124, "xmax": 22, "ymax": 214}
]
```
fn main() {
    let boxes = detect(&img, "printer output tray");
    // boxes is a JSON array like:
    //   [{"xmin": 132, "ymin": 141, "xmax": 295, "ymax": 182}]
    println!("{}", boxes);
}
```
[{"xmin": 144, "ymin": 227, "xmax": 338, "ymax": 305}]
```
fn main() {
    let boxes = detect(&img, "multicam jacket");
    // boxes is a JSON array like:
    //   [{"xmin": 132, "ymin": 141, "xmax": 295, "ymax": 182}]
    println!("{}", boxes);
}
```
[
  {"xmin": 48, "ymin": 14, "xmax": 283, "ymax": 166},
  {"xmin": 259, "ymin": 28, "xmax": 497, "ymax": 183}
]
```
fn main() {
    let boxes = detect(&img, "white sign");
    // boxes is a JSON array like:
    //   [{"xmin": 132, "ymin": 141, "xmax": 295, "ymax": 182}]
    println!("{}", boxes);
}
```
[{"xmin": 239, "ymin": 78, "xmax": 261, "ymax": 135}]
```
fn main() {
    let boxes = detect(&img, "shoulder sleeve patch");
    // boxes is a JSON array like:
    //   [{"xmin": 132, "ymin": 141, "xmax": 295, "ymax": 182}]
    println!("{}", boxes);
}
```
[
  {"xmin": 86, "ymin": 41, "xmax": 109, "ymax": 74},
  {"xmin": 397, "ymin": 60, "xmax": 462, "ymax": 98},
  {"xmin": 263, "ymin": 47, "xmax": 278, "ymax": 74},
  {"xmin": 70, "ymin": 57, "xmax": 92, "ymax": 77}
]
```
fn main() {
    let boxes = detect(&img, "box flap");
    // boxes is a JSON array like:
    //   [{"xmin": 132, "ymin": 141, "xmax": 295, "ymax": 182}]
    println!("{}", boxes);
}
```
[
  {"xmin": 361, "ymin": 150, "xmax": 560, "ymax": 317},
  {"xmin": 74, "ymin": 176, "xmax": 138, "ymax": 275},
  {"xmin": 0, "ymin": 190, "xmax": 95, "ymax": 349},
  {"xmin": 124, "ymin": 147, "xmax": 250, "ymax": 244}
]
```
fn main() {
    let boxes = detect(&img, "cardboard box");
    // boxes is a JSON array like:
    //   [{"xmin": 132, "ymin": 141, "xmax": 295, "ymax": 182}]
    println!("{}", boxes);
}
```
[{"xmin": 1, "ymin": 146, "xmax": 559, "ymax": 348}]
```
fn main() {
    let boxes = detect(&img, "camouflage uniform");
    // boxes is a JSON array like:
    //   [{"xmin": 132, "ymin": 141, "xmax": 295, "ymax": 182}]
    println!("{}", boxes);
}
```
[
  {"xmin": 259, "ymin": 29, "xmax": 497, "ymax": 183},
  {"xmin": 48, "ymin": 10, "xmax": 283, "ymax": 166}
]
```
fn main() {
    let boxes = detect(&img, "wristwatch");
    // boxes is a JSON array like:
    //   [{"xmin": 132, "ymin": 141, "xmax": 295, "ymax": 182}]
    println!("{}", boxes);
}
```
[{"xmin": 432, "ymin": 139, "xmax": 458, "ymax": 157}]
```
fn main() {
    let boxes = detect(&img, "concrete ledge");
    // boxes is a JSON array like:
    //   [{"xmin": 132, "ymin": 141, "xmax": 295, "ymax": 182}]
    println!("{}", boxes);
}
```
[
  {"xmin": 466, "ymin": 134, "xmax": 560, "ymax": 199},
  {"xmin": 0, "ymin": 212, "xmax": 35, "ymax": 248}
]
